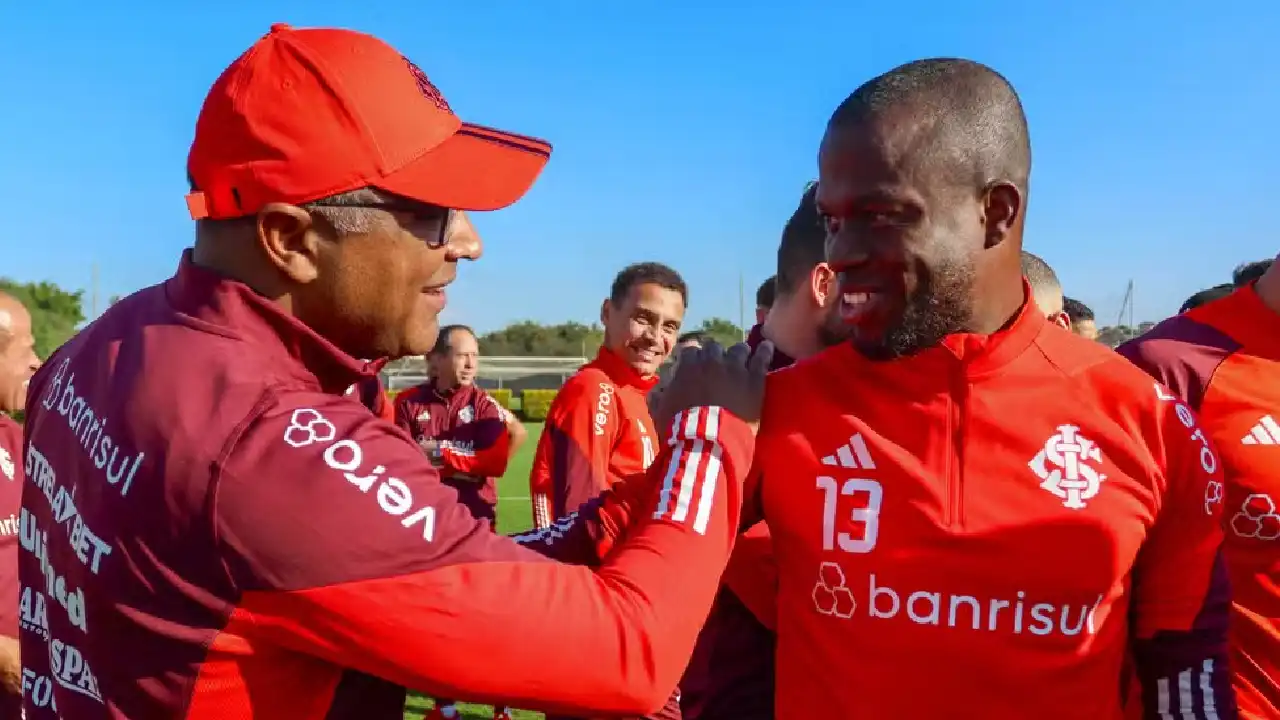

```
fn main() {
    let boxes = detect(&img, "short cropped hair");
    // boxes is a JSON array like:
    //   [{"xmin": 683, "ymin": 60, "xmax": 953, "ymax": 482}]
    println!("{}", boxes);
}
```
[
  {"xmin": 775, "ymin": 182, "xmax": 826, "ymax": 297},
  {"xmin": 756, "ymin": 277, "xmax": 776, "ymax": 309},
  {"xmin": 1180, "ymin": 284, "xmax": 1235, "ymax": 314},
  {"xmin": 429, "ymin": 324, "xmax": 476, "ymax": 356},
  {"xmin": 609, "ymin": 262, "xmax": 688, "ymax": 307},
  {"xmin": 1020, "ymin": 251, "xmax": 1061, "ymax": 298},
  {"xmin": 829, "ymin": 58, "xmax": 1031, "ymax": 195},
  {"xmin": 188, "ymin": 171, "xmax": 390, "ymax": 237},
  {"xmin": 1233, "ymin": 259, "xmax": 1273, "ymax": 287},
  {"xmin": 1062, "ymin": 297, "xmax": 1094, "ymax": 324}
]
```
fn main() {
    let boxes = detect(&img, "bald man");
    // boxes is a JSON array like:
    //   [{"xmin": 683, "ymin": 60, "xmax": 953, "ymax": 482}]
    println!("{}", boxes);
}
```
[
  {"xmin": 748, "ymin": 58, "xmax": 1232, "ymax": 718},
  {"xmin": 0, "ymin": 291, "xmax": 40, "ymax": 713}
]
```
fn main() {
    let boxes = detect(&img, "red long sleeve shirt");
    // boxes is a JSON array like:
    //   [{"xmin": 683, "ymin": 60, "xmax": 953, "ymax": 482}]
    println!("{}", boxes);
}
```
[
  {"xmin": 15, "ymin": 253, "xmax": 753, "ymax": 720},
  {"xmin": 0, "ymin": 414, "xmax": 22, "ymax": 639},
  {"xmin": 0, "ymin": 413, "xmax": 22, "ymax": 718},
  {"xmin": 529, "ymin": 348, "xmax": 659, "ymax": 528},
  {"xmin": 1120, "ymin": 284, "xmax": 1280, "ymax": 719},
  {"xmin": 751, "ymin": 297, "xmax": 1233, "ymax": 719},
  {"xmin": 393, "ymin": 381, "xmax": 512, "ymax": 524}
]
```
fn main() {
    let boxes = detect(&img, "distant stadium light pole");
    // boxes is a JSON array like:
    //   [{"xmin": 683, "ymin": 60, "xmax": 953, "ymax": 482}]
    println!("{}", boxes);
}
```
[{"xmin": 738, "ymin": 271, "xmax": 746, "ymax": 341}]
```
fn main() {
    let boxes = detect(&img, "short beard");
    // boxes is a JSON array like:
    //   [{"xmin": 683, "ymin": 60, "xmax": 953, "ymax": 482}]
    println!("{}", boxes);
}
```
[{"xmin": 858, "ymin": 260, "xmax": 975, "ymax": 360}]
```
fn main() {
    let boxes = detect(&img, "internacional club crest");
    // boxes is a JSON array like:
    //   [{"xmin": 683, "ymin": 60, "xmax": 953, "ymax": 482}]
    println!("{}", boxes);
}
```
[{"xmin": 1029, "ymin": 424, "xmax": 1108, "ymax": 510}]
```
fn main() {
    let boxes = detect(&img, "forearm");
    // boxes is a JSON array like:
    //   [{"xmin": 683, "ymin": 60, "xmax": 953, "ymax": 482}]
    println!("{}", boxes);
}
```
[
  {"xmin": 1133, "ymin": 630, "xmax": 1233, "ymax": 719},
  {"xmin": 440, "ymin": 435, "xmax": 511, "ymax": 478},
  {"xmin": 513, "ymin": 482, "xmax": 636, "ymax": 566},
  {"xmin": 249, "ymin": 409, "xmax": 753, "ymax": 715},
  {"xmin": 1133, "ymin": 553, "xmax": 1235, "ymax": 719},
  {"xmin": 506, "ymin": 421, "xmax": 527, "ymax": 460}
]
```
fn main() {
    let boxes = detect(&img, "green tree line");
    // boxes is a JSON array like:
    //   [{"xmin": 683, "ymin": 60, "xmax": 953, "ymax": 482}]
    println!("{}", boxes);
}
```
[
  {"xmin": 0, "ymin": 279, "xmax": 85, "ymax": 359},
  {"xmin": 478, "ymin": 317, "xmax": 745, "ymax": 357}
]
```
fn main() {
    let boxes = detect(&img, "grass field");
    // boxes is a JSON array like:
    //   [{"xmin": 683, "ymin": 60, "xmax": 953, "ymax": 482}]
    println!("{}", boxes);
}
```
[{"xmin": 404, "ymin": 423, "xmax": 544, "ymax": 720}]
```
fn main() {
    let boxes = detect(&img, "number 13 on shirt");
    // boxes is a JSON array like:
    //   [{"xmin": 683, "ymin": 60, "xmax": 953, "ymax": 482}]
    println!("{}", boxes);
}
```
[{"xmin": 816, "ymin": 476, "xmax": 884, "ymax": 553}]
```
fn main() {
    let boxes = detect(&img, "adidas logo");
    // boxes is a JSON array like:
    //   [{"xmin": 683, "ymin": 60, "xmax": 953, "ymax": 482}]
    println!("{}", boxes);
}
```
[
  {"xmin": 1242, "ymin": 415, "xmax": 1280, "ymax": 445},
  {"xmin": 821, "ymin": 434, "xmax": 877, "ymax": 469}
]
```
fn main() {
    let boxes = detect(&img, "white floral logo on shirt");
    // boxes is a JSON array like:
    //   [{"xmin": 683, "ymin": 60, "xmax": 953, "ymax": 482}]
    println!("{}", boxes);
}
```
[{"xmin": 0, "ymin": 447, "xmax": 14, "ymax": 481}]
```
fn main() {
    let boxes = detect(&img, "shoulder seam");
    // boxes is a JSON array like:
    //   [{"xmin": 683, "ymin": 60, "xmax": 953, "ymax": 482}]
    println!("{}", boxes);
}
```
[{"xmin": 208, "ymin": 386, "xmax": 282, "ymax": 598}]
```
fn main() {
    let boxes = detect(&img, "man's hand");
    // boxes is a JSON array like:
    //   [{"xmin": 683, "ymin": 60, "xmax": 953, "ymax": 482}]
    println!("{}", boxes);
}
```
[
  {"xmin": 654, "ymin": 340, "xmax": 773, "ymax": 435},
  {"xmin": 416, "ymin": 437, "xmax": 442, "ymax": 467},
  {"xmin": 0, "ymin": 634, "xmax": 19, "ymax": 696}
]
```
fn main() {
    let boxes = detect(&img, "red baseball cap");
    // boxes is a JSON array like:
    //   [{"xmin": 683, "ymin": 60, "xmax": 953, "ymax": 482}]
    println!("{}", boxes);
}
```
[{"xmin": 186, "ymin": 23, "xmax": 552, "ymax": 220}]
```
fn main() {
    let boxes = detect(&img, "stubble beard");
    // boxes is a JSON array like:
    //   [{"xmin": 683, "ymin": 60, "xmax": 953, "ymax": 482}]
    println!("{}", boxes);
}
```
[{"xmin": 858, "ymin": 259, "xmax": 976, "ymax": 360}]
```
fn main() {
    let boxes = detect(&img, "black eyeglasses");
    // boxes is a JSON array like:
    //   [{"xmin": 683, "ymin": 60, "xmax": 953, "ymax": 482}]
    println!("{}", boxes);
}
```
[{"xmin": 307, "ymin": 198, "xmax": 454, "ymax": 248}]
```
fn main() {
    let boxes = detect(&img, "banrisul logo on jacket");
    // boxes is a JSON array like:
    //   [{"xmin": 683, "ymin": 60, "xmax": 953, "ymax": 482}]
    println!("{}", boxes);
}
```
[{"xmin": 1029, "ymin": 425, "xmax": 1107, "ymax": 510}]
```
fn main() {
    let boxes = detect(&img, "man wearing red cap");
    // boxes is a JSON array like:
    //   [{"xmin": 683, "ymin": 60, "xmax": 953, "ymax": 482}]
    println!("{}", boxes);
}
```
[{"xmin": 16, "ymin": 24, "xmax": 771, "ymax": 720}]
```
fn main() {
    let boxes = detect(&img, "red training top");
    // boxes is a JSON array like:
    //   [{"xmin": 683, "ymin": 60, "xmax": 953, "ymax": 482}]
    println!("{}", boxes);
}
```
[
  {"xmin": 529, "ymin": 347, "xmax": 659, "ymax": 528},
  {"xmin": 393, "ymin": 381, "xmax": 512, "ymax": 524},
  {"xmin": 0, "ymin": 413, "xmax": 23, "ymax": 717},
  {"xmin": 16, "ymin": 253, "xmax": 753, "ymax": 720},
  {"xmin": 0, "ymin": 413, "xmax": 22, "ymax": 638},
  {"xmin": 751, "ymin": 296, "xmax": 1233, "ymax": 719},
  {"xmin": 1120, "ymin": 283, "xmax": 1280, "ymax": 719}
]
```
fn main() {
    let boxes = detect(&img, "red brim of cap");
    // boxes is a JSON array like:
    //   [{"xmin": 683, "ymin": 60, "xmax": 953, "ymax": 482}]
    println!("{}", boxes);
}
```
[{"xmin": 377, "ymin": 123, "xmax": 552, "ymax": 212}]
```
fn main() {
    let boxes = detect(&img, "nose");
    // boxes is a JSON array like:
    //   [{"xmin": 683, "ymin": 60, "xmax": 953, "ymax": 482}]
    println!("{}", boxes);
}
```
[
  {"xmin": 825, "ymin": 228, "xmax": 877, "ymax": 274},
  {"xmin": 445, "ymin": 210, "xmax": 483, "ymax": 261}
]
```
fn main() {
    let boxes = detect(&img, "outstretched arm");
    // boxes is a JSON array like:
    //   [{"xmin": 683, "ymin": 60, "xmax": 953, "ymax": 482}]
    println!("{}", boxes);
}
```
[{"xmin": 216, "ymin": 397, "xmax": 753, "ymax": 716}]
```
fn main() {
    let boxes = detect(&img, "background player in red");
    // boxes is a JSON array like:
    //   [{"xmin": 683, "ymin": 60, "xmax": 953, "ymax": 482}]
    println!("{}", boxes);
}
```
[
  {"xmin": 395, "ymin": 324, "xmax": 526, "ymax": 530},
  {"xmin": 748, "ymin": 58, "xmax": 1233, "ymax": 718},
  {"xmin": 1064, "ymin": 297, "xmax": 1099, "ymax": 341},
  {"xmin": 1120, "ymin": 255, "xmax": 1280, "ymax": 718},
  {"xmin": 0, "ymin": 290, "xmax": 39, "ymax": 715},
  {"xmin": 529, "ymin": 262, "xmax": 686, "ymax": 527},
  {"xmin": 16, "ymin": 25, "xmax": 770, "ymax": 719},
  {"xmin": 529, "ymin": 263, "xmax": 688, "ymax": 720},
  {"xmin": 755, "ymin": 277, "xmax": 775, "ymax": 325},
  {"xmin": 1021, "ymin": 250, "xmax": 1071, "ymax": 330},
  {"xmin": 680, "ymin": 180, "xmax": 847, "ymax": 720}
]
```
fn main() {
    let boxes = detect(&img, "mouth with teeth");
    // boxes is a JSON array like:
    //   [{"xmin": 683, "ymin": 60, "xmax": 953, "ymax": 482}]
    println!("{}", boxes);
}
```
[
  {"xmin": 838, "ymin": 288, "xmax": 884, "ymax": 325},
  {"xmin": 627, "ymin": 343, "xmax": 663, "ymax": 373}
]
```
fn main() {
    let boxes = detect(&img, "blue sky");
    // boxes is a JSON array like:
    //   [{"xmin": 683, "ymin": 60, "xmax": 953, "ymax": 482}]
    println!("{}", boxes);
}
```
[{"xmin": 2, "ymin": 1, "xmax": 1276, "ymax": 331}]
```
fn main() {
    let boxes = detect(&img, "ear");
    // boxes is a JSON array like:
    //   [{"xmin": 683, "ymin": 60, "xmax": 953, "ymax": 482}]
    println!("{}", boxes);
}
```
[
  {"xmin": 599, "ymin": 299, "xmax": 612, "ymax": 327},
  {"xmin": 1049, "ymin": 311, "xmax": 1072, "ymax": 331},
  {"xmin": 981, "ymin": 181, "xmax": 1023, "ymax": 250},
  {"xmin": 811, "ymin": 262, "xmax": 836, "ymax": 308},
  {"xmin": 256, "ymin": 203, "xmax": 325, "ymax": 284}
]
